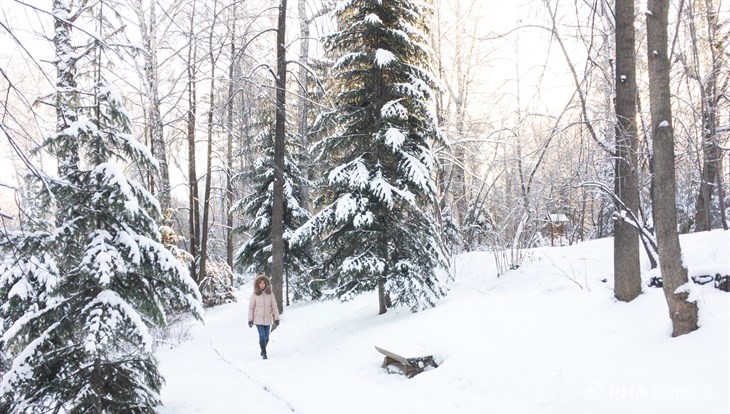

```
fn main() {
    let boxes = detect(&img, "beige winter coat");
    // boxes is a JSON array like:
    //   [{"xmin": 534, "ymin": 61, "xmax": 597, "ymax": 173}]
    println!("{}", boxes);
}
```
[{"xmin": 248, "ymin": 275, "xmax": 280, "ymax": 326}]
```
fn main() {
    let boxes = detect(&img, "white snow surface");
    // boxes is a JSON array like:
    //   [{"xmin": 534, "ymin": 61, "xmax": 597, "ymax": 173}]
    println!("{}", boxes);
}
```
[{"xmin": 157, "ymin": 229, "xmax": 729, "ymax": 414}]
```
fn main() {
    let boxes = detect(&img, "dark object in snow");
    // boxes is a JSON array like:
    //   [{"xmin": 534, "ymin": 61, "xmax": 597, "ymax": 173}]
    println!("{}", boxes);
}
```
[
  {"xmin": 691, "ymin": 274, "xmax": 715, "ymax": 285},
  {"xmin": 715, "ymin": 274, "xmax": 730, "ymax": 292},
  {"xmin": 375, "ymin": 346, "xmax": 437, "ymax": 378},
  {"xmin": 648, "ymin": 276, "xmax": 663, "ymax": 288},
  {"xmin": 601, "ymin": 278, "xmax": 608, "ymax": 283},
  {"xmin": 648, "ymin": 273, "xmax": 729, "ymax": 291}
]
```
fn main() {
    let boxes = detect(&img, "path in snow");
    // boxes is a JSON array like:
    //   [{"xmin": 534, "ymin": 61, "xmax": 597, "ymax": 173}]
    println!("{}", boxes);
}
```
[
  {"xmin": 157, "ymin": 294, "xmax": 297, "ymax": 414},
  {"xmin": 208, "ymin": 336, "xmax": 297, "ymax": 412}
]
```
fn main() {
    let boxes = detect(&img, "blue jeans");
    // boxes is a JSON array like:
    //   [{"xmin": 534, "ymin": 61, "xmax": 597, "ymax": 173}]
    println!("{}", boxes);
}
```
[{"xmin": 256, "ymin": 324, "xmax": 271, "ymax": 341}]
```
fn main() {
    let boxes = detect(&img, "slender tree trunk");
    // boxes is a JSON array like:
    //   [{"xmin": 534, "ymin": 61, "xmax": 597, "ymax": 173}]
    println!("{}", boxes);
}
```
[
  {"xmin": 693, "ymin": 0, "xmax": 724, "ymax": 231},
  {"xmin": 636, "ymin": 92, "xmax": 659, "ymax": 270},
  {"xmin": 646, "ymin": 0, "xmax": 699, "ymax": 337},
  {"xmin": 226, "ymin": 8, "xmax": 236, "ymax": 270},
  {"xmin": 199, "ymin": 0, "xmax": 219, "ymax": 284},
  {"xmin": 187, "ymin": 0, "xmax": 200, "ymax": 282},
  {"xmin": 717, "ymin": 165, "xmax": 728, "ymax": 229},
  {"xmin": 694, "ymin": 101, "xmax": 720, "ymax": 232},
  {"xmin": 638, "ymin": 203, "xmax": 660, "ymax": 269},
  {"xmin": 378, "ymin": 278, "xmax": 387, "ymax": 315},
  {"xmin": 377, "ymin": 232, "xmax": 390, "ymax": 314},
  {"xmin": 450, "ymin": 0, "xmax": 474, "ymax": 229},
  {"xmin": 579, "ymin": 187, "xmax": 586, "ymax": 242},
  {"xmin": 137, "ymin": 0, "xmax": 170, "ymax": 210},
  {"xmin": 93, "ymin": 358, "xmax": 102, "ymax": 414},
  {"xmin": 297, "ymin": 0, "xmax": 310, "ymax": 213},
  {"xmin": 374, "ymin": 47, "xmax": 391, "ymax": 315},
  {"xmin": 513, "ymin": 44, "xmax": 533, "ymax": 242},
  {"xmin": 291, "ymin": 0, "xmax": 311, "ymax": 303},
  {"xmin": 613, "ymin": 0, "xmax": 641, "ymax": 302},
  {"xmin": 431, "ymin": 5, "xmax": 451, "ymax": 216},
  {"xmin": 271, "ymin": 0, "xmax": 287, "ymax": 314}
]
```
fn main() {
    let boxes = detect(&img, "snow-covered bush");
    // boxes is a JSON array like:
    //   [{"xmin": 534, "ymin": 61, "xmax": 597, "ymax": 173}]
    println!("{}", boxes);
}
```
[{"xmin": 199, "ymin": 260, "xmax": 237, "ymax": 308}]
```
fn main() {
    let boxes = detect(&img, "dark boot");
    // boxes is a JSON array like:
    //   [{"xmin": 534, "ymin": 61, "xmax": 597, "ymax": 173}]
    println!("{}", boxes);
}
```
[{"xmin": 259, "ymin": 340, "xmax": 267, "ymax": 359}]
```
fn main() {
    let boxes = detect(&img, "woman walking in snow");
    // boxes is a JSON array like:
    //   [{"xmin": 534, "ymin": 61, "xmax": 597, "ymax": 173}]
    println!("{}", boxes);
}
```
[{"xmin": 248, "ymin": 275, "xmax": 280, "ymax": 359}]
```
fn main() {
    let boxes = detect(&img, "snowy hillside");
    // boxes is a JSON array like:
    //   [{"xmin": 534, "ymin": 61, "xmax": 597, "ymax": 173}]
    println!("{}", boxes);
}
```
[{"xmin": 157, "ymin": 230, "xmax": 729, "ymax": 414}]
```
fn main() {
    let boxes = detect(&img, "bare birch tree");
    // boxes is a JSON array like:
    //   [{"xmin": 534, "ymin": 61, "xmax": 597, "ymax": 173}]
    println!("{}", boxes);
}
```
[{"xmin": 134, "ymin": 0, "xmax": 171, "ymax": 210}]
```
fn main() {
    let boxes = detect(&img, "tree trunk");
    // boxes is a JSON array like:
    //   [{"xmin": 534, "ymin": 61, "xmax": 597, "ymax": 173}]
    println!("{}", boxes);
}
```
[
  {"xmin": 226, "ymin": 8, "xmax": 236, "ymax": 271},
  {"xmin": 137, "ymin": 0, "xmax": 170, "ymax": 210},
  {"xmin": 199, "ymin": 0, "xmax": 219, "ymax": 285},
  {"xmin": 636, "ymin": 92, "xmax": 659, "ymax": 270},
  {"xmin": 451, "ymin": 109, "xmax": 467, "ymax": 229},
  {"xmin": 693, "ymin": 0, "xmax": 723, "ymax": 232},
  {"xmin": 694, "ymin": 103, "xmax": 720, "ymax": 232},
  {"xmin": 270, "ymin": 0, "xmax": 287, "ymax": 314},
  {"xmin": 186, "ymin": 0, "xmax": 200, "ymax": 282},
  {"xmin": 431, "ymin": 6, "xmax": 451, "ymax": 217},
  {"xmin": 451, "ymin": 0, "xmax": 472, "ymax": 229},
  {"xmin": 378, "ymin": 278, "xmax": 387, "ymax": 315},
  {"xmin": 717, "ymin": 165, "xmax": 728, "ymax": 230},
  {"xmin": 613, "ymin": 0, "xmax": 641, "ymax": 302},
  {"xmin": 290, "ymin": 0, "xmax": 310, "ymax": 302},
  {"xmin": 579, "ymin": 186, "xmax": 586, "ymax": 242},
  {"xmin": 297, "ymin": 0, "xmax": 311, "ymax": 213},
  {"xmin": 646, "ymin": 0, "xmax": 699, "ymax": 337}
]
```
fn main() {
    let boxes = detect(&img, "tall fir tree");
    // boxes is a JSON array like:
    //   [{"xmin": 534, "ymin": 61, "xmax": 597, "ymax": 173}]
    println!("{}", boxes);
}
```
[
  {"xmin": 0, "ymin": 1, "xmax": 202, "ymax": 412},
  {"xmin": 233, "ymin": 128, "xmax": 315, "ymax": 301},
  {"xmin": 292, "ymin": 0, "xmax": 450, "ymax": 313}
]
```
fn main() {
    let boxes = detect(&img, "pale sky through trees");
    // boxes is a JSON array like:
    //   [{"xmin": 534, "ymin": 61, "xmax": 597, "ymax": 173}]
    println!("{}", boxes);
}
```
[
  {"xmin": 2, "ymin": 0, "xmax": 727, "ymax": 220},
  {"xmin": 0, "ymin": 0, "xmax": 558, "ymax": 105},
  {"xmin": 0, "ymin": 0, "xmax": 566, "ymax": 196}
]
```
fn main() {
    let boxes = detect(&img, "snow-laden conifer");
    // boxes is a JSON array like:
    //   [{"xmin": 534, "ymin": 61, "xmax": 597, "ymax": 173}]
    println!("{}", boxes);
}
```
[
  {"xmin": 0, "ymin": 78, "xmax": 202, "ymax": 414},
  {"xmin": 0, "ymin": 6, "xmax": 202, "ymax": 408},
  {"xmin": 233, "ymin": 129, "xmax": 315, "ymax": 300},
  {"xmin": 292, "ymin": 0, "xmax": 450, "ymax": 312}
]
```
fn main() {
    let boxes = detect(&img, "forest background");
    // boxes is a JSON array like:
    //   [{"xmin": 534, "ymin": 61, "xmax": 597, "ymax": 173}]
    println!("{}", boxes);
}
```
[{"xmin": 1, "ymin": 0, "xmax": 728, "ymax": 305}]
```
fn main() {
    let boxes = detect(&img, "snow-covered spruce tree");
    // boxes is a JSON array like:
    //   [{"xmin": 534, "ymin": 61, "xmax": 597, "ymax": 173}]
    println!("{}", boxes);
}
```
[
  {"xmin": 233, "ymin": 128, "xmax": 315, "ymax": 301},
  {"xmin": 0, "ymin": 3, "xmax": 202, "ymax": 411},
  {"xmin": 292, "ymin": 0, "xmax": 450, "ymax": 313}
]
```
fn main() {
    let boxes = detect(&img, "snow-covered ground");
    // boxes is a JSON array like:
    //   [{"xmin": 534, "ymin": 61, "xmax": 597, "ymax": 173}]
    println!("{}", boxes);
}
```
[{"xmin": 157, "ymin": 230, "xmax": 730, "ymax": 414}]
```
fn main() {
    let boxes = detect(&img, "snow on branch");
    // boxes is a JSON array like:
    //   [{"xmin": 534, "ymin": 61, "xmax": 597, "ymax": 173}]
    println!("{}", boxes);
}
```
[
  {"xmin": 400, "ymin": 152, "xmax": 431, "ymax": 194},
  {"xmin": 381, "ymin": 100, "xmax": 408, "ymax": 120},
  {"xmin": 363, "ymin": 13, "xmax": 382, "ymax": 25},
  {"xmin": 333, "ymin": 52, "xmax": 366, "ymax": 71},
  {"xmin": 374, "ymin": 49, "xmax": 395, "ymax": 67},
  {"xmin": 81, "ymin": 290, "xmax": 154, "ymax": 353},
  {"xmin": 328, "ymin": 157, "xmax": 369, "ymax": 189},
  {"xmin": 383, "ymin": 127, "xmax": 406, "ymax": 150},
  {"xmin": 0, "ymin": 321, "xmax": 62, "ymax": 395},
  {"xmin": 1, "ymin": 300, "xmax": 66, "ymax": 345},
  {"xmin": 291, "ymin": 213, "xmax": 330, "ymax": 246}
]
